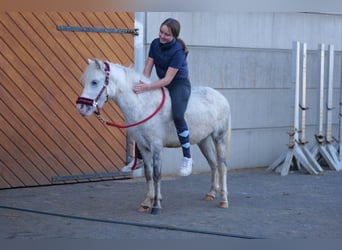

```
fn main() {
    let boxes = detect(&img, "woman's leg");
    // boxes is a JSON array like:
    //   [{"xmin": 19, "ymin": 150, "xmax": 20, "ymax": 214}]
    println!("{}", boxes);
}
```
[{"xmin": 167, "ymin": 79, "xmax": 192, "ymax": 176}]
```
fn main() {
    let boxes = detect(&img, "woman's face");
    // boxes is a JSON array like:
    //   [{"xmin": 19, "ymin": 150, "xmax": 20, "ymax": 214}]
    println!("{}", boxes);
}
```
[{"xmin": 159, "ymin": 24, "xmax": 174, "ymax": 44}]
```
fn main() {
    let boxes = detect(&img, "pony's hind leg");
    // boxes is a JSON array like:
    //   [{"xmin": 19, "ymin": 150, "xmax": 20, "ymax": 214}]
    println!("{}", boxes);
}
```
[
  {"xmin": 198, "ymin": 136, "xmax": 219, "ymax": 201},
  {"xmin": 215, "ymin": 134, "xmax": 229, "ymax": 208}
]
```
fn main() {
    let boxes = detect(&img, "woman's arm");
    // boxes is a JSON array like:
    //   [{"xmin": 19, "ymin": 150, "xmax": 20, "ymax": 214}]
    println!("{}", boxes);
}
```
[
  {"xmin": 143, "ymin": 57, "xmax": 154, "ymax": 78},
  {"xmin": 134, "ymin": 67, "xmax": 178, "ymax": 93}
]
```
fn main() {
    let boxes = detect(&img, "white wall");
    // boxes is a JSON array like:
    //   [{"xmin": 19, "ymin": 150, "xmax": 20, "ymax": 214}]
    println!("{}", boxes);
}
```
[{"xmin": 141, "ymin": 12, "xmax": 342, "ymax": 175}]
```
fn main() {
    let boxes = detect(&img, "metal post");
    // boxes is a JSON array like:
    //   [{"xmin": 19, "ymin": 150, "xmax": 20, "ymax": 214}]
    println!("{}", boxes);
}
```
[
  {"xmin": 299, "ymin": 43, "xmax": 323, "ymax": 172},
  {"xmin": 268, "ymin": 41, "xmax": 320, "ymax": 175},
  {"xmin": 318, "ymin": 44, "xmax": 325, "ymax": 140},
  {"xmin": 299, "ymin": 42, "xmax": 308, "ymax": 144},
  {"xmin": 326, "ymin": 44, "xmax": 334, "ymax": 143},
  {"xmin": 311, "ymin": 44, "xmax": 340, "ymax": 171},
  {"xmin": 339, "ymin": 58, "xmax": 342, "ymax": 163},
  {"xmin": 293, "ymin": 41, "xmax": 300, "ymax": 144},
  {"xmin": 134, "ymin": 12, "xmax": 146, "ymax": 75},
  {"xmin": 325, "ymin": 45, "xmax": 340, "ymax": 170},
  {"xmin": 123, "ymin": 12, "xmax": 146, "ymax": 166}
]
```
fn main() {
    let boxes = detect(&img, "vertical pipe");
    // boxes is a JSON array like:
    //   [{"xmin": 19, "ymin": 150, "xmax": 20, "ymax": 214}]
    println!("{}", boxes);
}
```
[
  {"xmin": 317, "ymin": 44, "xmax": 325, "ymax": 138},
  {"xmin": 326, "ymin": 44, "xmax": 334, "ymax": 143},
  {"xmin": 339, "ymin": 53, "xmax": 342, "ymax": 161},
  {"xmin": 134, "ymin": 12, "xmax": 146, "ymax": 74},
  {"xmin": 292, "ymin": 41, "xmax": 301, "ymax": 142},
  {"xmin": 125, "ymin": 12, "xmax": 146, "ymax": 163},
  {"xmin": 300, "ymin": 42, "xmax": 307, "ymax": 143}
]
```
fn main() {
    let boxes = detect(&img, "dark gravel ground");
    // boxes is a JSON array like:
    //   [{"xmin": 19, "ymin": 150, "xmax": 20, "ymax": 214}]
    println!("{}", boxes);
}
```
[{"xmin": 0, "ymin": 167, "xmax": 341, "ymax": 239}]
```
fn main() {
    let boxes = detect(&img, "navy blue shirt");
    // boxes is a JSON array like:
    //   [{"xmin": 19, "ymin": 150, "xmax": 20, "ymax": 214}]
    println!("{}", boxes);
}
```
[{"xmin": 148, "ymin": 38, "xmax": 189, "ymax": 80}]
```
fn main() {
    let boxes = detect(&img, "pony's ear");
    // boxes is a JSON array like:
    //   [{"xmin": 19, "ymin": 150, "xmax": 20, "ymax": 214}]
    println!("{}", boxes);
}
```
[
  {"xmin": 87, "ymin": 58, "xmax": 93, "ymax": 64},
  {"xmin": 94, "ymin": 58, "xmax": 103, "ymax": 70}
]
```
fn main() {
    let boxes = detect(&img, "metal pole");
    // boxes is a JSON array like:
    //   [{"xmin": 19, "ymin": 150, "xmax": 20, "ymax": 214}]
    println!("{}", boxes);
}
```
[
  {"xmin": 326, "ymin": 44, "xmax": 334, "ymax": 143},
  {"xmin": 269, "ymin": 41, "xmax": 321, "ymax": 175},
  {"xmin": 338, "ymin": 51, "xmax": 342, "ymax": 162},
  {"xmin": 325, "ymin": 44, "xmax": 341, "ymax": 170},
  {"xmin": 340, "ymin": 53, "xmax": 342, "ymax": 163},
  {"xmin": 318, "ymin": 44, "xmax": 325, "ymax": 139},
  {"xmin": 293, "ymin": 41, "xmax": 301, "ymax": 143},
  {"xmin": 134, "ymin": 12, "xmax": 146, "ymax": 75},
  {"xmin": 298, "ymin": 43, "xmax": 323, "ymax": 173},
  {"xmin": 124, "ymin": 12, "xmax": 146, "ymax": 164},
  {"xmin": 312, "ymin": 44, "xmax": 340, "ymax": 171},
  {"xmin": 299, "ymin": 42, "xmax": 307, "ymax": 144}
]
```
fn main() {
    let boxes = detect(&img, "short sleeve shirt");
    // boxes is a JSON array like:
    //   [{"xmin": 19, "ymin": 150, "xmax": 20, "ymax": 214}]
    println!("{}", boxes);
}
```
[{"xmin": 148, "ymin": 38, "xmax": 189, "ymax": 80}]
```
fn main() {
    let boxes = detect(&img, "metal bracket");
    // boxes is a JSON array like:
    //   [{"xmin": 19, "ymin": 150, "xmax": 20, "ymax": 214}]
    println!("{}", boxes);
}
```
[
  {"xmin": 57, "ymin": 26, "xmax": 139, "ymax": 36},
  {"xmin": 51, "ymin": 171, "xmax": 132, "ymax": 183}
]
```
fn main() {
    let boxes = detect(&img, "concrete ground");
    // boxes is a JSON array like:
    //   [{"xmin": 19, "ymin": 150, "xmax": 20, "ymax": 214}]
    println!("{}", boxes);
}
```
[{"xmin": 0, "ymin": 167, "xmax": 341, "ymax": 239}]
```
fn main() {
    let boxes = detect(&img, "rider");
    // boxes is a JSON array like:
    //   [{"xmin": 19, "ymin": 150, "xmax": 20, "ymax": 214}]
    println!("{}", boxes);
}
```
[{"xmin": 124, "ymin": 18, "xmax": 193, "ymax": 177}]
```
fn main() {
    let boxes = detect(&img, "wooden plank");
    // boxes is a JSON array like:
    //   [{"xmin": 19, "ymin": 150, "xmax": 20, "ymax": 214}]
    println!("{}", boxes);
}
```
[
  {"xmin": 0, "ymin": 126, "xmax": 51, "ymax": 186},
  {"xmin": 17, "ymin": 12, "xmax": 127, "ymax": 168},
  {"xmin": 0, "ymin": 11, "xmax": 134, "ymax": 188},
  {"xmin": 47, "ymin": 11, "xmax": 127, "ymax": 127},
  {"xmin": 0, "ymin": 72, "xmax": 72, "ymax": 178},
  {"xmin": 42, "ymin": 12, "xmax": 127, "ymax": 124},
  {"xmin": 89, "ymin": 12, "xmax": 134, "ymax": 65},
  {"xmin": 1, "ymin": 106, "xmax": 55, "ymax": 183},
  {"xmin": 1, "ymin": 14, "xmax": 115, "ymax": 174},
  {"xmin": 0, "ymin": 50, "xmax": 86, "ymax": 176},
  {"xmin": 0, "ymin": 96, "xmax": 61, "ymax": 178},
  {"xmin": 0, "ymin": 130, "xmax": 40, "ymax": 186},
  {"xmin": 0, "ymin": 151, "xmax": 23, "ymax": 189},
  {"xmin": 104, "ymin": 12, "xmax": 135, "ymax": 56},
  {"xmin": 0, "ymin": 175, "xmax": 11, "ymax": 189},
  {"xmin": 69, "ymin": 12, "xmax": 132, "ymax": 65}
]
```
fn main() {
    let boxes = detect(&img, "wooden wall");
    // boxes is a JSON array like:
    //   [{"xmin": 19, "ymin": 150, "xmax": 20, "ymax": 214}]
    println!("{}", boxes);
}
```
[{"xmin": 0, "ymin": 12, "xmax": 135, "ymax": 188}]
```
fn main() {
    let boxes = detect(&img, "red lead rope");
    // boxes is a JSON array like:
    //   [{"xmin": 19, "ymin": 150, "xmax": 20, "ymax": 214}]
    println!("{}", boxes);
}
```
[{"xmin": 96, "ymin": 87, "xmax": 166, "ymax": 129}]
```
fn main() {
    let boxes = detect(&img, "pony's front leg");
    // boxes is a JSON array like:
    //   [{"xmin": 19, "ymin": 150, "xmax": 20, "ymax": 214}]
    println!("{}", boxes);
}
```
[
  {"xmin": 151, "ymin": 150, "xmax": 162, "ymax": 215},
  {"xmin": 204, "ymin": 168, "xmax": 218, "ymax": 201},
  {"xmin": 138, "ymin": 156, "xmax": 154, "ymax": 212}
]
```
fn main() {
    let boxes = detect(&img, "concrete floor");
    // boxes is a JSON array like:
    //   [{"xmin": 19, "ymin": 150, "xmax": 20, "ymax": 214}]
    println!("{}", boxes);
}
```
[{"xmin": 0, "ymin": 167, "xmax": 341, "ymax": 239}]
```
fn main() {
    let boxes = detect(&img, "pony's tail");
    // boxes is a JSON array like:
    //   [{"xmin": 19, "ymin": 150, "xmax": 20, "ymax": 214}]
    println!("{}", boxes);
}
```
[{"xmin": 225, "ymin": 108, "xmax": 232, "ymax": 160}]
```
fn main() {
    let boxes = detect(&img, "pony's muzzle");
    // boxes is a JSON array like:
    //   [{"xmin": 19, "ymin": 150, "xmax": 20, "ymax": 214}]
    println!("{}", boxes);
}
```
[{"xmin": 76, "ymin": 97, "xmax": 96, "ymax": 116}]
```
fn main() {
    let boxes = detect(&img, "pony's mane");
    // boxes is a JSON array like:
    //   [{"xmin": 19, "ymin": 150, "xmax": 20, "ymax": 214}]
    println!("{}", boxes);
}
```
[
  {"xmin": 112, "ymin": 63, "xmax": 151, "ymax": 86},
  {"xmin": 80, "ymin": 60, "xmax": 151, "ymax": 87}
]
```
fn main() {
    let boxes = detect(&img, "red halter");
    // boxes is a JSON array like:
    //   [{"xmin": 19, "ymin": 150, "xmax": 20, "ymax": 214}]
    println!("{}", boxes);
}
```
[{"xmin": 76, "ymin": 61, "xmax": 110, "ymax": 111}]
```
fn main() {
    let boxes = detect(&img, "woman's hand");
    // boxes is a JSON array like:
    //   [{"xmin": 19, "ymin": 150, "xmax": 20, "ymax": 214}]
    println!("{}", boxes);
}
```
[{"xmin": 133, "ymin": 81, "xmax": 151, "ymax": 94}]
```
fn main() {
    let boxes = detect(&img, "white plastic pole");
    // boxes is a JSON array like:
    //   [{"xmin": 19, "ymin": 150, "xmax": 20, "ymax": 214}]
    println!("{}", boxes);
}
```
[
  {"xmin": 134, "ymin": 12, "xmax": 145, "ymax": 74},
  {"xmin": 317, "ymin": 43, "xmax": 325, "ymax": 138},
  {"xmin": 326, "ymin": 44, "xmax": 334, "ymax": 143},
  {"xmin": 293, "ymin": 41, "xmax": 301, "ymax": 143},
  {"xmin": 339, "ymin": 65, "xmax": 342, "ymax": 162},
  {"xmin": 300, "ymin": 42, "xmax": 307, "ymax": 144}
]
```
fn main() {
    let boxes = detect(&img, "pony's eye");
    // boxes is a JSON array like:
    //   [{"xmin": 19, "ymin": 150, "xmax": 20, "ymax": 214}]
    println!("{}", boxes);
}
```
[{"xmin": 91, "ymin": 80, "xmax": 98, "ymax": 86}]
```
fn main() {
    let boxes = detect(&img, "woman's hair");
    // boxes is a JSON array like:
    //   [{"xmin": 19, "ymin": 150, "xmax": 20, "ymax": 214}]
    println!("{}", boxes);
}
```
[{"xmin": 161, "ymin": 18, "xmax": 189, "ymax": 55}]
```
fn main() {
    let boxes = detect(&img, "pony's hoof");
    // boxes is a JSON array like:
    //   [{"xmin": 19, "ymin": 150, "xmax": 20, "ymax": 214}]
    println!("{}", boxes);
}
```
[
  {"xmin": 204, "ymin": 194, "xmax": 215, "ymax": 201},
  {"xmin": 151, "ymin": 207, "xmax": 161, "ymax": 215},
  {"xmin": 219, "ymin": 201, "xmax": 229, "ymax": 208},
  {"xmin": 138, "ymin": 205, "xmax": 150, "ymax": 212}
]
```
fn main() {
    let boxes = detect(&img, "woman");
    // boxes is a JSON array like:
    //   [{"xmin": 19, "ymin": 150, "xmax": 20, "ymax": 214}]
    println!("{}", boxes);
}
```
[{"xmin": 133, "ymin": 18, "xmax": 192, "ymax": 176}]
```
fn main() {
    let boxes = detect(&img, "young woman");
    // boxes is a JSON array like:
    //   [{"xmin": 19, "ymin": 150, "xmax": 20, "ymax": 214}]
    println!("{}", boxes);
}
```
[{"xmin": 133, "ymin": 18, "xmax": 192, "ymax": 176}]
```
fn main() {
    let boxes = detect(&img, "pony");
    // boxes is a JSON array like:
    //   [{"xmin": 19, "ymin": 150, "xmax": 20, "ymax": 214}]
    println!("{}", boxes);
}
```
[{"xmin": 76, "ymin": 59, "xmax": 231, "ymax": 214}]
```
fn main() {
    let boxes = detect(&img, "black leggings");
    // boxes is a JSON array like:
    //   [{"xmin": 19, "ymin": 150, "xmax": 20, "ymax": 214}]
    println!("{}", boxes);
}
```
[
  {"xmin": 166, "ymin": 78, "xmax": 191, "ymax": 123},
  {"xmin": 167, "ymin": 78, "xmax": 191, "ymax": 158}
]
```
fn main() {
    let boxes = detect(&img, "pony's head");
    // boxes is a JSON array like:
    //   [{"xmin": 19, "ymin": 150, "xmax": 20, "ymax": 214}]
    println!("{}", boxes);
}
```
[{"xmin": 76, "ymin": 59, "xmax": 112, "ymax": 116}]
